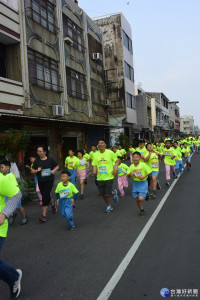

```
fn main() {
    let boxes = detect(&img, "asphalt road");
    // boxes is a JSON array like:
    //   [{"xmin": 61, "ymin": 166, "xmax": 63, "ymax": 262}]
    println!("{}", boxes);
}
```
[{"xmin": 1, "ymin": 154, "xmax": 200, "ymax": 300}]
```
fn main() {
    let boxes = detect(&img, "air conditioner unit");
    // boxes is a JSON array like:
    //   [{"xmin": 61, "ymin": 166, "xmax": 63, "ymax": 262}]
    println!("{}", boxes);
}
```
[
  {"xmin": 104, "ymin": 99, "xmax": 111, "ymax": 107},
  {"xmin": 52, "ymin": 105, "xmax": 64, "ymax": 116},
  {"xmin": 64, "ymin": 37, "xmax": 73, "ymax": 45},
  {"xmin": 93, "ymin": 53, "xmax": 102, "ymax": 61}
]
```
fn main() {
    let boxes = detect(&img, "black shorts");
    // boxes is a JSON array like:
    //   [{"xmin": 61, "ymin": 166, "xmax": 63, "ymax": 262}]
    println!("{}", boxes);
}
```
[
  {"xmin": 38, "ymin": 181, "xmax": 54, "ymax": 206},
  {"xmin": 97, "ymin": 180, "xmax": 114, "ymax": 196}
]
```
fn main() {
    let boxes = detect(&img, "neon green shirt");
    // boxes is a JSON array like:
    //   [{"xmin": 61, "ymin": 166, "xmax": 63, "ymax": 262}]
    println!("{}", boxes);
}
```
[
  {"xmin": 129, "ymin": 147, "xmax": 135, "ymax": 153},
  {"xmin": 89, "ymin": 151, "xmax": 97, "ymax": 160},
  {"xmin": 83, "ymin": 153, "xmax": 90, "ymax": 161},
  {"xmin": 0, "ymin": 173, "xmax": 19, "ymax": 237},
  {"xmin": 116, "ymin": 149, "xmax": 126, "ymax": 157},
  {"xmin": 55, "ymin": 182, "xmax": 78, "ymax": 199},
  {"xmin": 174, "ymin": 147, "xmax": 182, "ymax": 161},
  {"xmin": 127, "ymin": 162, "xmax": 152, "ymax": 182},
  {"xmin": 181, "ymin": 147, "xmax": 191, "ymax": 157},
  {"xmin": 75, "ymin": 158, "xmax": 87, "ymax": 170},
  {"xmin": 136, "ymin": 147, "xmax": 148, "ymax": 163},
  {"xmin": 145, "ymin": 152, "xmax": 159, "ymax": 171},
  {"xmin": 117, "ymin": 163, "xmax": 129, "ymax": 177},
  {"xmin": 65, "ymin": 156, "xmax": 79, "ymax": 170},
  {"xmin": 162, "ymin": 147, "xmax": 176, "ymax": 166},
  {"xmin": 93, "ymin": 149, "xmax": 117, "ymax": 181}
]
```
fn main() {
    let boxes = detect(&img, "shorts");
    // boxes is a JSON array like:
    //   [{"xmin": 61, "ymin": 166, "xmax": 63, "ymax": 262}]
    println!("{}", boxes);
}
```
[
  {"xmin": 77, "ymin": 169, "xmax": 86, "ymax": 181},
  {"xmin": 97, "ymin": 180, "xmax": 114, "ymax": 196},
  {"xmin": 132, "ymin": 180, "xmax": 148, "ymax": 199},
  {"xmin": 149, "ymin": 171, "xmax": 159, "ymax": 177},
  {"xmin": 184, "ymin": 156, "xmax": 191, "ymax": 164}
]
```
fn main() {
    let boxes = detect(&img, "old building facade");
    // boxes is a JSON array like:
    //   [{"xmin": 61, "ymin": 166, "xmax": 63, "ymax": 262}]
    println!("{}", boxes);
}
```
[
  {"xmin": 94, "ymin": 13, "xmax": 137, "ymax": 145},
  {"xmin": 0, "ymin": 0, "xmax": 111, "ymax": 164}
]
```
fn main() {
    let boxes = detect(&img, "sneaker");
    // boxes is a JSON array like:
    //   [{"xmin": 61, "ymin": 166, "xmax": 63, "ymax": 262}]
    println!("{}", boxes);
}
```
[
  {"xmin": 139, "ymin": 210, "xmax": 146, "ymax": 217},
  {"xmin": 113, "ymin": 189, "xmax": 118, "ymax": 203},
  {"xmin": 8, "ymin": 213, "xmax": 17, "ymax": 225},
  {"xmin": 39, "ymin": 215, "xmax": 47, "ymax": 223},
  {"xmin": 150, "ymin": 191, "xmax": 156, "ymax": 199},
  {"xmin": 20, "ymin": 216, "xmax": 28, "ymax": 225},
  {"xmin": 105, "ymin": 205, "xmax": 113, "ymax": 213},
  {"xmin": 70, "ymin": 225, "xmax": 76, "ymax": 231},
  {"xmin": 52, "ymin": 203, "xmax": 57, "ymax": 214},
  {"xmin": 79, "ymin": 194, "xmax": 84, "ymax": 200},
  {"xmin": 165, "ymin": 181, "xmax": 170, "ymax": 187},
  {"xmin": 10, "ymin": 269, "xmax": 22, "ymax": 299},
  {"xmin": 156, "ymin": 180, "xmax": 161, "ymax": 190}
]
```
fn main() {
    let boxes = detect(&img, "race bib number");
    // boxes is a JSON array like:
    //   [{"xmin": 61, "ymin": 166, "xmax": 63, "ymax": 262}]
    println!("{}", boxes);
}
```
[
  {"xmin": 118, "ymin": 167, "xmax": 123, "ymax": 174},
  {"xmin": 41, "ymin": 168, "xmax": 51, "ymax": 177},
  {"xmin": 165, "ymin": 151, "xmax": 171, "ymax": 156},
  {"xmin": 69, "ymin": 162, "xmax": 73, "ymax": 167},
  {"xmin": 133, "ymin": 170, "xmax": 142, "ymax": 177},
  {"xmin": 152, "ymin": 163, "xmax": 159, "ymax": 168},
  {"xmin": 99, "ymin": 166, "xmax": 107, "ymax": 174},
  {"xmin": 60, "ymin": 189, "xmax": 70, "ymax": 199},
  {"xmin": 79, "ymin": 159, "xmax": 86, "ymax": 166}
]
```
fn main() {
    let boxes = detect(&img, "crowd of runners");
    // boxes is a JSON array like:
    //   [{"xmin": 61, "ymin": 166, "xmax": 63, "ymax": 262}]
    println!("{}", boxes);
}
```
[{"xmin": 0, "ymin": 134, "xmax": 199, "ymax": 298}]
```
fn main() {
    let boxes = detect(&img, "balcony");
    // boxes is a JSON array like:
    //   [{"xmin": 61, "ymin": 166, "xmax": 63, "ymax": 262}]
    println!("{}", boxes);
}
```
[
  {"xmin": 0, "ymin": 77, "xmax": 24, "ymax": 113},
  {"xmin": 0, "ymin": 0, "xmax": 20, "ymax": 43}
]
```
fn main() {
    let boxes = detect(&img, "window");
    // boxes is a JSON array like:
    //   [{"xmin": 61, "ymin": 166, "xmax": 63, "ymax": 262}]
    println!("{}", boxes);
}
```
[
  {"xmin": 126, "ymin": 92, "xmax": 135, "ymax": 109},
  {"xmin": 124, "ymin": 61, "xmax": 134, "ymax": 81},
  {"xmin": 63, "ymin": 15, "xmax": 83, "ymax": 52},
  {"xmin": 28, "ymin": 49, "xmax": 59, "ymax": 91},
  {"xmin": 122, "ymin": 30, "xmax": 133, "ymax": 54},
  {"xmin": 66, "ymin": 68, "xmax": 86, "ymax": 100},
  {"xmin": 27, "ymin": 0, "xmax": 56, "ymax": 33}
]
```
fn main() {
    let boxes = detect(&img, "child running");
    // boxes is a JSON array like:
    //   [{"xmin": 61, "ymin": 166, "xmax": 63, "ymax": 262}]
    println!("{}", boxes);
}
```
[
  {"xmin": 162, "ymin": 139, "xmax": 176, "ymax": 186},
  {"xmin": 127, "ymin": 152, "xmax": 152, "ymax": 216},
  {"xmin": 116, "ymin": 156, "xmax": 129, "ymax": 197},
  {"xmin": 55, "ymin": 170, "xmax": 79, "ymax": 230},
  {"xmin": 173, "ymin": 141, "xmax": 184, "ymax": 175},
  {"xmin": 144, "ymin": 143, "xmax": 161, "ymax": 199},
  {"xmin": 64, "ymin": 150, "xmax": 78, "ymax": 185},
  {"xmin": 181, "ymin": 142, "xmax": 191, "ymax": 171},
  {"xmin": 76, "ymin": 150, "xmax": 87, "ymax": 199},
  {"xmin": 0, "ymin": 160, "xmax": 28, "ymax": 225}
]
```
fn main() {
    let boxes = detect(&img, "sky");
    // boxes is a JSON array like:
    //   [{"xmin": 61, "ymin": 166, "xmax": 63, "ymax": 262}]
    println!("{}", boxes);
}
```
[{"xmin": 79, "ymin": 0, "xmax": 200, "ymax": 126}]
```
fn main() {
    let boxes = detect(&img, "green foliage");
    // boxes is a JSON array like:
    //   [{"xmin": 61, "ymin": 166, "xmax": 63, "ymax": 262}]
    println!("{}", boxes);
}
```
[
  {"xmin": 115, "ymin": 134, "xmax": 130, "ymax": 151},
  {"xmin": 0, "ymin": 129, "xmax": 30, "ymax": 161},
  {"xmin": 17, "ymin": 177, "xmax": 28, "ymax": 200}
]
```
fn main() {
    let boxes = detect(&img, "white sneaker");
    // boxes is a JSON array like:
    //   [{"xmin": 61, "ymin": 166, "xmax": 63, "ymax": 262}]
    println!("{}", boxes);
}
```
[{"xmin": 10, "ymin": 269, "xmax": 22, "ymax": 299}]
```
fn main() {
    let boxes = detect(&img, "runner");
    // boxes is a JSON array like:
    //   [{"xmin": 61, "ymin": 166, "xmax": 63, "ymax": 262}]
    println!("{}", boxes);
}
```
[
  {"xmin": 0, "ymin": 160, "xmax": 28, "ymax": 225},
  {"xmin": 83, "ymin": 149, "xmax": 90, "ymax": 182},
  {"xmin": 26, "ymin": 154, "xmax": 42, "ymax": 206},
  {"xmin": 75, "ymin": 150, "xmax": 87, "ymax": 199},
  {"xmin": 117, "ymin": 145, "xmax": 127, "ymax": 160},
  {"xmin": 55, "ymin": 170, "xmax": 78, "ymax": 231},
  {"xmin": 144, "ymin": 143, "xmax": 161, "ymax": 199},
  {"xmin": 129, "ymin": 144, "xmax": 135, "ymax": 164},
  {"xmin": 31, "ymin": 146, "xmax": 59, "ymax": 223},
  {"xmin": 181, "ymin": 142, "xmax": 191, "ymax": 171},
  {"xmin": 92, "ymin": 139, "xmax": 118, "ymax": 213},
  {"xmin": 64, "ymin": 149, "xmax": 78, "ymax": 185},
  {"xmin": 162, "ymin": 140, "xmax": 176, "ymax": 186},
  {"xmin": 136, "ymin": 140, "xmax": 149, "ymax": 163},
  {"xmin": 127, "ymin": 152, "xmax": 152, "ymax": 216},
  {"xmin": 0, "ymin": 172, "xmax": 22, "ymax": 299},
  {"xmin": 173, "ymin": 141, "xmax": 184, "ymax": 175},
  {"xmin": 116, "ymin": 156, "xmax": 129, "ymax": 197}
]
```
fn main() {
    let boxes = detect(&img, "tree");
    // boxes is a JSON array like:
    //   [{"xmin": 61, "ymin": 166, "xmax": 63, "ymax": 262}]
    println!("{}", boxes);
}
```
[
  {"xmin": 116, "ymin": 134, "xmax": 129, "ymax": 151},
  {"xmin": 0, "ymin": 129, "xmax": 30, "ymax": 161}
]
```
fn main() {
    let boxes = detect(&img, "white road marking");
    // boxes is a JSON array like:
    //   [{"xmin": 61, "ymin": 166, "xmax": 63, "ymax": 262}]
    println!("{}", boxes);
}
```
[{"xmin": 97, "ymin": 155, "xmax": 192, "ymax": 300}]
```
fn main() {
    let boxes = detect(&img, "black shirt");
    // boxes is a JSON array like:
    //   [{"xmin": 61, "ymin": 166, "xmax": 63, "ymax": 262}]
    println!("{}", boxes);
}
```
[{"xmin": 32, "ymin": 157, "xmax": 58, "ymax": 182}]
